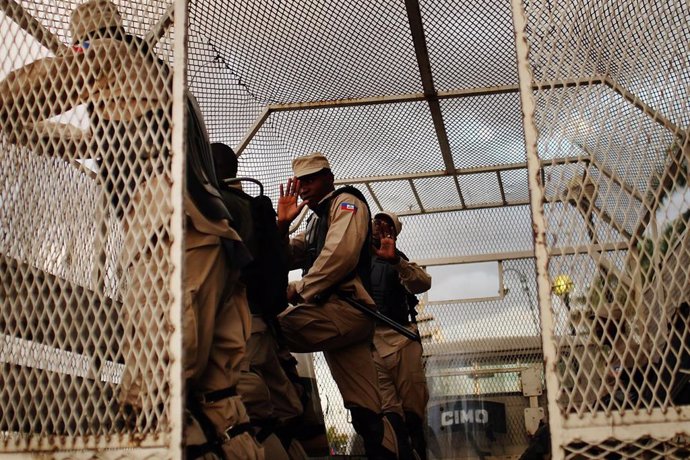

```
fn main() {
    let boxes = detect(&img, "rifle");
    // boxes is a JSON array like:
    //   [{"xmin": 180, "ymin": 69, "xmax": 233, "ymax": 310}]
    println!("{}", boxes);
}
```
[{"xmin": 337, "ymin": 294, "xmax": 421, "ymax": 343}]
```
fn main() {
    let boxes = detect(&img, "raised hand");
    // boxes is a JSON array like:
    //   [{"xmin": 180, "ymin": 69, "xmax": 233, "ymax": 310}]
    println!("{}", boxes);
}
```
[
  {"xmin": 278, "ymin": 176, "xmax": 307, "ymax": 230},
  {"xmin": 372, "ymin": 217, "xmax": 399, "ymax": 262},
  {"xmin": 375, "ymin": 236, "xmax": 399, "ymax": 263}
]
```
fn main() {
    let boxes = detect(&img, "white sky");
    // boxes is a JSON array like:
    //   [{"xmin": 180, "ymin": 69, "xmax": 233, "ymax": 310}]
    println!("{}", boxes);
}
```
[{"xmin": 0, "ymin": 12, "xmax": 53, "ymax": 80}]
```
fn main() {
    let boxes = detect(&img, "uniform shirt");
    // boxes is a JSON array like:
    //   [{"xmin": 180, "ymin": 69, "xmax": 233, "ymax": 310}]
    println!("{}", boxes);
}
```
[
  {"xmin": 388, "ymin": 257, "xmax": 432, "ymax": 295},
  {"xmin": 289, "ymin": 190, "xmax": 373, "ymax": 305},
  {"xmin": 0, "ymin": 38, "xmax": 173, "ymax": 270},
  {"xmin": 185, "ymin": 195, "xmax": 243, "ymax": 248},
  {"xmin": 0, "ymin": 37, "xmax": 170, "ymax": 145},
  {"xmin": 1, "ymin": 36, "xmax": 231, "ymax": 257}
]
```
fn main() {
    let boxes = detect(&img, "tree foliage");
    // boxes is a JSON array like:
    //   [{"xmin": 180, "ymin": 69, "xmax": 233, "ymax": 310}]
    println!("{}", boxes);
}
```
[{"xmin": 327, "ymin": 425, "xmax": 350, "ymax": 454}]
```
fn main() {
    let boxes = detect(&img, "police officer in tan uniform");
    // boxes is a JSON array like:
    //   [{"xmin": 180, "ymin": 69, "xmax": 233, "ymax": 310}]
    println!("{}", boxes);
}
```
[
  {"xmin": 277, "ymin": 152, "xmax": 401, "ymax": 459},
  {"xmin": 184, "ymin": 194, "xmax": 264, "ymax": 460},
  {"xmin": 212, "ymin": 143, "xmax": 305, "ymax": 460},
  {"xmin": 0, "ymin": 2, "xmax": 261, "ymax": 458},
  {"xmin": 371, "ymin": 211, "xmax": 432, "ymax": 459}
]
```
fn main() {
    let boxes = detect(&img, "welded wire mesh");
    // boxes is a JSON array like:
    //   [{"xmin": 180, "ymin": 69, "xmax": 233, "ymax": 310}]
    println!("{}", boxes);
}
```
[
  {"xmin": 188, "ymin": 0, "xmax": 422, "ymax": 104},
  {"xmin": 564, "ymin": 436, "xmax": 690, "ymax": 460},
  {"xmin": 520, "ymin": 0, "xmax": 690, "ymax": 455},
  {"xmin": 398, "ymin": 207, "xmax": 535, "ymax": 260},
  {"xmin": 442, "ymin": 93, "xmax": 526, "ymax": 169},
  {"xmin": 1, "ymin": 0, "xmax": 179, "ymax": 453},
  {"xmin": 420, "ymin": 0, "xmax": 519, "ymax": 91},
  {"xmin": 1, "ymin": 0, "xmax": 687, "ymax": 457}
]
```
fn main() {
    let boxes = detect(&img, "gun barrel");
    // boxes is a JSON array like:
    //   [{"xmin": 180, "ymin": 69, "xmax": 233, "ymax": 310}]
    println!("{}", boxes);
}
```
[{"xmin": 338, "ymin": 295, "xmax": 421, "ymax": 343}]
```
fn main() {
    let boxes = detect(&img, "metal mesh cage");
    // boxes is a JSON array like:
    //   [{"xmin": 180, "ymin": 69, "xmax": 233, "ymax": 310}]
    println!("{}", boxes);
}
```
[
  {"xmin": 564, "ymin": 436, "xmax": 690, "ymax": 460},
  {"xmin": 2, "ymin": 0, "xmax": 688, "ymax": 457},
  {"xmin": 518, "ymin": 0, "xmax": 690, "ymax": 456},
  {"xmin": 1, "ymin": 0, "xmax": 183, "ymax": 455}
]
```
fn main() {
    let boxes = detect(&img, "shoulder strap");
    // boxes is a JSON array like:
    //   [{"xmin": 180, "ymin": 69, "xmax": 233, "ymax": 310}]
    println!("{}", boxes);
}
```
[
  {"xmin": 329, "ymin": 185, "xmax": 375, "ymax": 296},
  {"xmin": 222, "ymin": 177, "xmax": 265, "ymax": 196},
  {"xmin": 333, "ymin": 185, "xmax": 369, "ymax": 205}
]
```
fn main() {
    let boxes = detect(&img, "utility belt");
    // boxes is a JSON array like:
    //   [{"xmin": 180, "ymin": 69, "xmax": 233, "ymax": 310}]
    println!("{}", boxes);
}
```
[{"xmin": 186, "ymin": 386, "xmax": 253, "ymax": 459}]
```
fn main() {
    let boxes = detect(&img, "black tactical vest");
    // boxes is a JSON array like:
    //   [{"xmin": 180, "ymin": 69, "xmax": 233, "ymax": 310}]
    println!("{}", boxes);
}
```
[
  {"xmin": 370, "ymin": 251, "xmax": 420, "ymax": 325},
  {"xmin": 302, "ymin": 186, "xmax": 372, "ymax": 298}
]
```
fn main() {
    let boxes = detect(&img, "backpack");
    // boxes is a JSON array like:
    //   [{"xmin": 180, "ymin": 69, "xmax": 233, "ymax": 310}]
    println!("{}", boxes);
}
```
[{"xmin": 221, "ymin": 178, "xmax": 289, "ymax": 319}]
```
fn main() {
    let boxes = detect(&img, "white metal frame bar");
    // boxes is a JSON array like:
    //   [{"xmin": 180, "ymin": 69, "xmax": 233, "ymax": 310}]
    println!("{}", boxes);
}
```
[
  {"xmin": 333, "ymin": 156, "xmax": 592, "ymax": 217},
  {"xmin": 169, "ymin": 0, "xmax": 188, "ymax": 456},
  {"xmin": 145, "ymin": 2, "xmax": 176, "ymax": 47},
  {"xmin": 633, "ymin": 133, "xmax": 690, "ymax": 241},
  {"xmin": 560, "ymin": 406, "xmax": 690, "ymax": 445},
  {"xmin": 0, "ymin": 0, "xmax": 64, "ymax": 53},
  {"xmin": 365, "ymin": 182, "xmax": 384, "ymax": 212},
  {"xmin": 334, "ymin": 156, "xmax": 589, "ymax": 185},
  {"xmin": 408, "ymin": 179, "xmax": 425, "ymax": 213},
  {"xmin": 395, "ymin": 198, "xmax": 533, "ymax": 216},
  {"xmin": 262, "ymin": 78, "xmax": 606, "ymax": 113},
  {"xmin": 414, "ymin": 241, "xmax": 628, "ymax": 267},
  {"xmin": 603, "ymin": 76, "xmax": 686, "ymax": 143},
  {"xmin": 588, "ymin": 155, "xmax": 645, "ymax": 203},
  {"xmin": 235, "ymin": 106, "xmax": 270, "ymax": 158},
  {"xmin": 510, "ymin": 1, "xmax": 565, "ymax": 459}
]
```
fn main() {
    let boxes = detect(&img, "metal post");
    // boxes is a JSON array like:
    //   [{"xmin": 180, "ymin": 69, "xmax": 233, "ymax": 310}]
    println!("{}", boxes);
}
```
[
  {"xmin": 510, "ymin": 0, "xmax": 564, "ymax": 458},
  {"xmin": 169, "ymin": 0, "xmax": 189, "ymax": 455}
]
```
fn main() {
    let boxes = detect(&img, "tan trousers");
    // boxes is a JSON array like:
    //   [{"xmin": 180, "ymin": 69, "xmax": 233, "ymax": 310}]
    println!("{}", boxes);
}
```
[
  {"xmin": 184, "ymin": 223, "xmax": 262, "ymax": 459},
  {"xmin": 373, "ymin": 326, "xmax": 429, "ymax": 420},
  {"xmin": 118, "ymin": 174, "xmax": 172, "ymax": 416},
  {"xmin": 278, "ymin": 298, "xmax": 398, "ymax": 454},
  {"xmin": 278, "ymin": 298, "xmax": 380, "ymax": 409},
  {"xmin": 241, "ymin": 317, "xmax": 303, "ymax": 421},
  {"xmin": 238, "ymin": 317, "xmax": 306, "ymax": 459},
  {"xmin": 118, "ymin": 242, "xmax": 169, "ymax": 418}
]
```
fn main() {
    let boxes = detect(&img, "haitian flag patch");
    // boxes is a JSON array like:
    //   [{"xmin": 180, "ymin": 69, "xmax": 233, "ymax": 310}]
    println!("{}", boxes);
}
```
[
  {"xmin": 340, "ymin": 202, "xmax": 357, "ymax": 213},
  {"xmin": 72, "ymin": 40, "xmax": 90, "ymax": 53}
]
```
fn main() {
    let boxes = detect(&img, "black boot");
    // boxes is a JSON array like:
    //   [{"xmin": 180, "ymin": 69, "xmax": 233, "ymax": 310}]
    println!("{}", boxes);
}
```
[
  {"xmin": 350, "ymin": 407, "xmax": 397, "ymax": 459},
  {"xmin": 405, "ymin": 411, "xmax": 427, "ymax": 460},
  {"xmin": 384, "ymin": 412, "xmax": 416, "ymax": 460}
]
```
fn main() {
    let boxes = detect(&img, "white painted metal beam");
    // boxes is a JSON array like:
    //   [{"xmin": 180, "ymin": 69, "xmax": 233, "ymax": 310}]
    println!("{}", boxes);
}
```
[
  {"xmin": 0, "ymin": 0, "xmax": 64, "ymax": 53},
  {"xmin": 604, "ymin": 76, "xmax": 686, "ymax": 142},
  {"xmin": 414, "ymin": 241, "xmax": 628, "ymax": 266},
  {"xmin": 334, "ymin": 156, "xmax": 590, "ymax": 185},
  {"xmin": 144, "ymin": 2, "xmax": 175, "ymax": 48},
  {"xmin": 234, "ymin": 106, "xmax": 270, "ymax": 157}
]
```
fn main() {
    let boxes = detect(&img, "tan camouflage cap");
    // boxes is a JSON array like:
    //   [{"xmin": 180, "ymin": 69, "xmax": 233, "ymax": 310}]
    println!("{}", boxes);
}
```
[
  {"xmin": 70, "ymin": 0, "xmax": 123, "ymax": 44},
  {"xmin": 291, "ymin": 152, "xmax": 331, "ymax": 178},
  {"xmin": 375, "ymin": 211, "xmax": 402, "ymax": 236}
]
